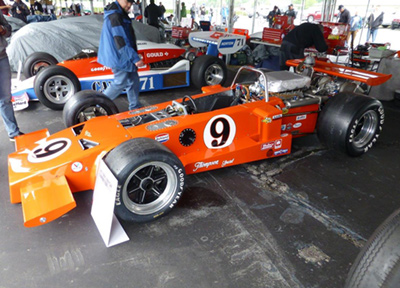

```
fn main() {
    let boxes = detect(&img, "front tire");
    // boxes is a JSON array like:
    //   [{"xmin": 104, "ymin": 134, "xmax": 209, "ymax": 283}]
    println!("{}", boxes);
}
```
[
  {"xmin": 345, "ymin": 207, "xmax": 400, "ymax": 288},
  {"xmin": 104, "ymin": 138, "xmax": 186, "ymax": 223},
  {"xmin": 63, "ymin": 90, "xmax": 119, "ymax": 127},
  {"xmin": 23, "ymin": 52, "xmax": 58, "ymax": 78},
  {"xmin": 34, "ymin": 65, "xmax": 81, "ymax": 110},
  {"xmin": 317, "ymin": 92, "xmax": 384, "ymax": 156},
  {"xmin": 191, "ymin": 55, "xmax": 227, "ymax": 89}
]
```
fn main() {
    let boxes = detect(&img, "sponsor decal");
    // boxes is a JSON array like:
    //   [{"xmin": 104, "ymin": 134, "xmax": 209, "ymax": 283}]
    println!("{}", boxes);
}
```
[
  {"xmin": 286, "ymin": 123, "xmax": 292, "ymax": 130},
  {"xmin": 272, "ymin": 114, "xmax": 282, "ymax": 120},
  {"xmin": 219, "ymin": 39, "xmax": 235, "ymax": 48},
  {"xmin": 155, "ymin": 133, "xmax": 169, "ymax": 143},
  {"xmin": 282, "ymin": 108, "xmax": 289, "ymax": 114},
  {"xmin": 71, "ymin": 162, "xmax": 83, "ymax": 172},
  {"xmin": 193, "ymin": 160, "xmax": 219, "ymax": 172},
  {"xmin": 221, "ymin": 159, "xmax": 234, "ymax": 167},
  {"xmin": 90, "ymin": 66, "xmax": 111, "ymax": 72},
  {"xmin": 261, "ymin": 142, "xmax": 274, "ymax": 150},
  {"xmin": 281, "ymin": 133, "xmax": 289, "ymax": 137},
  {"xmin": 274, "ymin": 139, "xmax": 282, "ymax": 149},
  {"xmin": 293, "ymin": 122, "xmax": 302, "ymax": 128},
  {"xmin": 263, "ymin": 117, "xmax": 272, "ymax": 123},
  {"xmin": 296, "ymin": 115, "xmax": 307, "ymax": 121},
  {"xmin": 281, "ymin": 124, "xmax": 286, "ymax": 131},
  {"xmin": 146, "ymin": 52, "xmax": 164, "ymax": 58},
  {"xmin": 12, "ymin": 93, "xmax": 29, "ymax": 111},
  {"xmin": 274, "ymin": 149, "xmax": 288, "ymax": 156}
]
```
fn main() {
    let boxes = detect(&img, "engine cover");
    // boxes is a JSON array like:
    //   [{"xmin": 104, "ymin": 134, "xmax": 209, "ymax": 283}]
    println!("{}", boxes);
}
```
[{"xmin": 266, "ymin": 71, "xmax": 311, "ymax": 93}]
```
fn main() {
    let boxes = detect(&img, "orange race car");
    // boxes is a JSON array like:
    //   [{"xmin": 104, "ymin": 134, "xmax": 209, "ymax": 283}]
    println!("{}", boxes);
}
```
[{"xmin": 8, "ymin": 60, "xmax": 391, "ymax": 228}]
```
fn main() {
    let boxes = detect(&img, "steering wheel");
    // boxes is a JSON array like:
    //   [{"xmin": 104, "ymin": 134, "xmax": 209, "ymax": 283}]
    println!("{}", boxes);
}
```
[{"xmin": 182, "ymin": 95, "xmax": 198, "ymax": 114}]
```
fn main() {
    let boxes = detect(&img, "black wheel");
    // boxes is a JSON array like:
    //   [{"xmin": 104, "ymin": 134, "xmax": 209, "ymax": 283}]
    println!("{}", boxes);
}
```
[
  {"xmin": 345, "ymin": 207, "xmax": 400, "ymax": 288},
  {"xmin": 63, "ymin": 90, "xmax": 119, "ymax": 127},
  {"xmin": 23, "ymin": 52, "xmax": 58, "ymax": 78},
  {"xmin": 191, "ymin": 55, "xmax": 227, "ymax": 89},
  {"xmin": 317, "ymin": 92, "xmax": 384, "ymax": 156},
  {"xmin": 34, "ymin": 65, "xmax": 81, "ymax": 110},
  {"xmin": 104, "ymin": 137, "xmax": 186, "ymax": 223}
]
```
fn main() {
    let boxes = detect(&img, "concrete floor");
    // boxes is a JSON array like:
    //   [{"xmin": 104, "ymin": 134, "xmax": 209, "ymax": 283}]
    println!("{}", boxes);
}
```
[{"xmin": 1, "ymin": 69, "xmax": 400, "ymax": 288}]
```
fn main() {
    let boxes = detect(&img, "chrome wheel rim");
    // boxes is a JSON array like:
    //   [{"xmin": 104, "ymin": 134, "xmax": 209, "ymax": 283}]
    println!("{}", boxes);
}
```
[
  {"xmin": 204, "ymin": 64, "xmax": 224, "ymax": 86},
  {"xmin": 353, "ymin": 110, "xmax": 378, "ymax": 148},
  {"xmin": 122, "ymin": 161, "xmax": 177, "ymax": 215},
  {"xmin": 43, "ymin": 75, "xmax": 76, "ymax": 104}
]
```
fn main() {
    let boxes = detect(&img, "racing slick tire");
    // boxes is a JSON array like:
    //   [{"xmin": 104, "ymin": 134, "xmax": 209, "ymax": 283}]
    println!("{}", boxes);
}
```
[
  {"xmin": 104, "ymin": 137, "xmax": 186, "ymax": 223},
  {"xmin": 345, "ymin": 207, "xmax": 400, "ymax": 288},
  {"xmin": 317, "ymin": 92, "xmax": 384, "ymax": 156},
  {"xmin": 191, "ymin": 55, "xmax": 227, "ymax": 89},
  {"xmin": 34, "ymin": 65, "xmax": 81, "ymax": 110},
  {"xmin": 63, "ymin": 90, "xmax": 119, "ymax": 127},
  {"xmin": 23, "ymin": 52, "xmax": 58, "ymax": 78}
]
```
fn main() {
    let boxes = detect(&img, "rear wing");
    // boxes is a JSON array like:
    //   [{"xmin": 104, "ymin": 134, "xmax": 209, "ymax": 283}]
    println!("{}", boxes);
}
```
[{"xmin": 286, "ymin": 59, "xmax": 392, "ymax": 86}]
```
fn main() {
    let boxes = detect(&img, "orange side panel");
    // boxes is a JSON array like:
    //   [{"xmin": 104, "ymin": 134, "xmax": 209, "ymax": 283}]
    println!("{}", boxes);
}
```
[{"xmin": 20, "ymin": 175, "xmax": 76, "ymax": 227}]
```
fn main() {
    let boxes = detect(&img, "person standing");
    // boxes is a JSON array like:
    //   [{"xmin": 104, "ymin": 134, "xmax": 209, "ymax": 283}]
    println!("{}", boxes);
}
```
[
  {"xmin": 267, "ymin": 6, "xmax": 281, "ymax": 28},
  {"xmin": 279, "ymin": 23, "xmax": 327, "ymax": 70},
  {"xmin": 98, "ymin": 0, "xmax": 144, "ymax": 111},
  {"xmin": 338, "ymin": 5, "xmax": 351, "ymax": 24},
  {"xmin": 180, "ymin": 2, "xmax": 186, "ymax": 20},
  {"xmin": 0, "ymin": 13, "xmax": 23, "ymax": 141},
  {"xmin": 367, "ymin": 6, "xmax": 384, "ymax": 43},
  {"xmin": 144, "ymin": 0, "xmax": 161, "ymax": 28},
  {"xmin": 158, "ymin": 2, "xmax": 165, "ymax": 20},
  {"xmin": 0, "ymin": 0, "xmax": 11, "ymax": 15},
  {"xmin": 284, "ymin": 4, "xmax": 296, "ymax": 19},
  {"xmin": 349, "ymin": 11, "xmax": 363, "ymax": 48},
  {"xmin": 10, "ymin": 0, "xmax": 30, "ymax": 23},
  {"xmin": 190, "ymin": 3, "xmax": 196, "ymax": 20}
]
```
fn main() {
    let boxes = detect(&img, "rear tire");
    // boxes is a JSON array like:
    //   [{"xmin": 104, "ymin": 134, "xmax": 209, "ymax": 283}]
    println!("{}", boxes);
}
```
[
  {"xmin": 63, "ymin": 90, "xmax": 119, "ymax": 127},
  {"xmin": 23, "ymin": 52, "xmax": 58, "ymax": 78},
  {"xmin": 317, "ymin": 92, "xmax": 384, "ymax": 156},
  {"xmin": 104, "ymin": 138, "xmax": 186, "ymax": 223},
  {"xmin": 191, "ymin": 55, "xmax": 227, "ymax": 89},
  {"xmin": 345, "ymin": 207, "xmax": 400, "ymax": 288},
  {"xmin": 34, "ymin": 65, "xmax": 81, "ymax": 110}
]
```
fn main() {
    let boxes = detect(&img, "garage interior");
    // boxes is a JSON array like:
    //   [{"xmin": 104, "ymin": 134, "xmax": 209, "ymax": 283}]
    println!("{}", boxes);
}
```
[{"xmin": 1, "ymin": 67, "xmax": 399, "ymax": 287}]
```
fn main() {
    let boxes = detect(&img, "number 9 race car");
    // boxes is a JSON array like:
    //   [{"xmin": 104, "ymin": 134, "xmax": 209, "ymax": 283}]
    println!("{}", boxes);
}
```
[
  {"xmin": 8, "ymin": 59, "xmax": 390, "ymax": 228},
  {"xmin": 11, "ymin": 31, "xmax": 247, "ymax": 111}
]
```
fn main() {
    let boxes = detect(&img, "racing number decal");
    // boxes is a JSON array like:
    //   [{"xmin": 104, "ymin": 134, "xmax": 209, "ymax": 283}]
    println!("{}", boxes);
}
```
[
  {"xmin": 140, "ymin": 77, "xmax": 155, "ymax": 90},
  {"xmin": 204, "ymin": 115, "xmax": 236, "ymax": 149},
  {"xmin": 27, "ymin": 138, "xmax": 72, "ymax": 163},
  {"xmin": 236, "ymin": 38, "xmax": 244, "ymax": 46}
]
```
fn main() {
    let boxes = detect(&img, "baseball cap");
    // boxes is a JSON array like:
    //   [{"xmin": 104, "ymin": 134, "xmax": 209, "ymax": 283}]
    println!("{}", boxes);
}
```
[
  {"xmin": 338, "ymin": 5, "xmax": 344, "ymax": 10},
  {"xmin": 127, "ymin": 0, "xmax": 135, "ymax": 3}
]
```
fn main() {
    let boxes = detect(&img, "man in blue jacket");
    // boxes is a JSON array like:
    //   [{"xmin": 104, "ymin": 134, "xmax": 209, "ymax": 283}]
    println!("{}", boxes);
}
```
[{"xmin": 98, "ymin": 0, "xmax": 144, "ymax": 110}]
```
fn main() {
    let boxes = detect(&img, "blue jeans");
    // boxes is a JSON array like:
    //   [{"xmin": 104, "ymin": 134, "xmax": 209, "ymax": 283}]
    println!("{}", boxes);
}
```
[
  {"xmin": 367, "ymin": 28, "xmax": 378, "ymax": 43},
  {"xmin": 0, "ymin": 57, "xmax": 20, "ymax": 138},
  {"xmin": 103, "ymin": 68, "xmax": 141, "ymax": 111}
]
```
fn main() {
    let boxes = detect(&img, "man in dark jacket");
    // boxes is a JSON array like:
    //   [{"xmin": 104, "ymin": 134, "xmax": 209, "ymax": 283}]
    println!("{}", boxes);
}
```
[
  {"xmin": 338, "ymin": 5, "xmax": 351, "ymax": 24},
  {"xmin": 0, "ymin": 13, "xmax": 23, "ymax": 140},
  {"xmin": 144, "ymin": 0, "xmax": 161, "ymax": 28},
  {"xmin": 267, "ymin": 6, "xmax": 281, "ymax": 28},
  {"xmin": 279, "ymin": 23, "xmax": 328, "ymax": 70},
  {"xmin": 10, "ymin": 0, "xmax": 30, "ymax": 23},
  {"xmin": 98, "ymin": 0, "xmax": 144, "ymax": 110},
  {"xmin": 284, "ymin": 4, "xmax": 296, "ymax": 19},
  {"xmin": 367, "ymin": 6, "xmax": 384, "ymax": 43}
]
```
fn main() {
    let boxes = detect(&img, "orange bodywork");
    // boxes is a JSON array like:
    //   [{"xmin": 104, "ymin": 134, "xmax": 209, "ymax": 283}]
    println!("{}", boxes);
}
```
[
  {"xmin": 286, "ymin": 59, "xmax": 392, "ymax": 86},
  {"xmin": 7, "ymin": 64, "xmax": 391, "ymax": 228}
]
